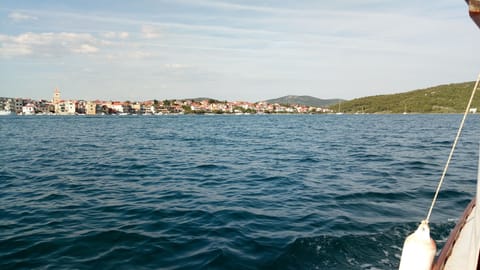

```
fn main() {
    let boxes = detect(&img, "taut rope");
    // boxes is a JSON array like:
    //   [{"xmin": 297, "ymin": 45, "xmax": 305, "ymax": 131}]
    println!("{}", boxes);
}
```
[{"xmin": 426, "ymin": 73, "xmax": 480, "ymax": 223}]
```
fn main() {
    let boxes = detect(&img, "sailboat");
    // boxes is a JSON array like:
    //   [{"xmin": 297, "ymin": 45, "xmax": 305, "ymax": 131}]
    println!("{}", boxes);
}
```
[
  {"xmin": 399, "ymin": 1, "xmax": 480, "ymax": 269},
  {"xmin": 336, "ymin": 102, "xmax": 344, "ymax": 115}
]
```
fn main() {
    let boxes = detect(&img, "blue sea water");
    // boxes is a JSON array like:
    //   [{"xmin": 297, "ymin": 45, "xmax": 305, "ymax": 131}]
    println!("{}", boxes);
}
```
[{"xmin": 0, "ymin": 114, "xmax": 478, "ymax": 269}]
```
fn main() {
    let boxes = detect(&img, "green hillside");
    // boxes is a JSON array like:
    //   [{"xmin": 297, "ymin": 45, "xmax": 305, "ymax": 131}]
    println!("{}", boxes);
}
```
[
  {"xmin": 264, "ymin": 95, "xmax": 343, "ymax": 107},
  {"xmin": 330, "ymin": 81, "xmax": 479, "ymax": 114}
]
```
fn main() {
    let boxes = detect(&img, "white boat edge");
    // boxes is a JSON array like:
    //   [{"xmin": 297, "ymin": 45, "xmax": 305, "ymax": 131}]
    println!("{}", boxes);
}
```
[
  {"xmin": 432, "ymin": 1, "xmax": 480, "ymax": 269},
  {"xmin": 0, "ymin": 110, "xmax": 13, "ymax": 116}
]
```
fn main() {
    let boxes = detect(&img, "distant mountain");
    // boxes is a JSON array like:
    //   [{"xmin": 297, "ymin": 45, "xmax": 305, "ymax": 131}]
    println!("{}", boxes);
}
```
[
  {"xmin": 263, "ymin": 95, "xmax": 344, "ymax": 107},
  {"xmin": 184, "ymin": 97, "xmax": 221, "ymax": 102},
  {"xmin": 328, "ymin": 81, "xmax": 478, "ymax": 114}
]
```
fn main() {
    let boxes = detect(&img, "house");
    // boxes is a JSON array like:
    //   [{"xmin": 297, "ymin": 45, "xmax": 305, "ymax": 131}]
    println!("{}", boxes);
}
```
[
  {"xmin": 15, "ymin": 98, "xmax": 25, "ymax": 114},
  {"xmin": 22, "ymin": 103, "xmax": 36, "ymax": 115},
  {"xmin": 86, "ymin": 101, "xmax": 97, "ymax": 115},
  {"xmin": 109, "ymin": 102, "xmax": 124, "ymax": 113},
  {"xmin": 65, "ymin": 101, "xmax": 76, "ymax": 114},
  {"xmin": 56, "ymin": 100, "xmax": 76, "ymax": 115}
]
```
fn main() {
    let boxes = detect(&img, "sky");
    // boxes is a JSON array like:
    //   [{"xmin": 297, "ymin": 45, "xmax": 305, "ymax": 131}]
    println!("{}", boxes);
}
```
[{"xmin": 0, "ymin": 0, "xmax": 479, "ymax": 102}]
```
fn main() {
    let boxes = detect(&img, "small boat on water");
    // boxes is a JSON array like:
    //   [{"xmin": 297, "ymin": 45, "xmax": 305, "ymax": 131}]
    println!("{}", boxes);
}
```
[
  {"xmin": 0, "ymin": 110, "xmax": 13, "ymax": 116},
  {"xmin": 399, "ymin": 1, "xmax": 480, "ymax": 269}
]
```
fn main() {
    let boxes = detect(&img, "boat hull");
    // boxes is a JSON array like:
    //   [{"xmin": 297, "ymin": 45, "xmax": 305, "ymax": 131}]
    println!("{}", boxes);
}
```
[{"xmin": 432, "ymin": 198, "xmax": 478, "ymax": 270}]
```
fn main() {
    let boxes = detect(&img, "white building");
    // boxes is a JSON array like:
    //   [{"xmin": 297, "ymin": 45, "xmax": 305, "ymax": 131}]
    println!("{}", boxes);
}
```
[
  {"xmin": 56, "ymin": 100, "xmax": 76, "ymax": 115},
  {"xmin": 110, "ymin": 104, "xmax": 124, "ymax": 113},
  {"xmin": 65, "ymin": 101, "xmax": 76, "ymax": 114},
  {"xmin": 22, "ymin": 103, "xmax": 36, "ymax": 115}
]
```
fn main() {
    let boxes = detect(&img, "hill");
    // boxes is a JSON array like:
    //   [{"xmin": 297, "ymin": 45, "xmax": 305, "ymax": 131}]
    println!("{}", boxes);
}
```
[
  {"xmin": 263, "ymin": 95, "xmax": 343, "ymax": 107},
  {"xmin": 329, "ymin": 81, "xmax": 478, "ymax": 114}
]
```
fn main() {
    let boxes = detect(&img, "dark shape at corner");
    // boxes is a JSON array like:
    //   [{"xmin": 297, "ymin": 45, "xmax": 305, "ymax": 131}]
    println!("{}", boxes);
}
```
[{"xmin": 467, "ymin": 0, "xmax": 480, "ymax": 28}]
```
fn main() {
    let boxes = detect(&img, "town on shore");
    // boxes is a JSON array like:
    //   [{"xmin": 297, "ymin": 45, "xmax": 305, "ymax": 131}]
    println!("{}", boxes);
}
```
[{"xmin": 0, "ymin": 88, "xmax": 334, "ymax": 116}]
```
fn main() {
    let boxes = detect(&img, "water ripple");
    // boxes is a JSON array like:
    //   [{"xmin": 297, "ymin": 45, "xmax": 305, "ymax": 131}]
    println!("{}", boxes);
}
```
[{"xmin": 0, "ymin": 114, "xmax": 478, "ymax": 269}]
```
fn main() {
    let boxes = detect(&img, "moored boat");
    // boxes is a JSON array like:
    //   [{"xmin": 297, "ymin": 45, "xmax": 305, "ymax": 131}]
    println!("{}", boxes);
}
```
[{"xmin": 0, "ymin": 110, "xmax": 13, "ymax": 116}]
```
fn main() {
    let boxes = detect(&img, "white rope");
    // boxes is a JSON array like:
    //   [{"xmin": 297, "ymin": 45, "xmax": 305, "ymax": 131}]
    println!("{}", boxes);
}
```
[{"xmin": 426, "ymin": 73, "xmax": 480, "ymax": 222}]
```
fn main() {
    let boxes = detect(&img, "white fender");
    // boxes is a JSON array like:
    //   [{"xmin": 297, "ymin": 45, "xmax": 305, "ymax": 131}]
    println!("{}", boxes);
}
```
[{"xmin": 399, "ymin": 220, "xmax": 436, "ymax": 270}]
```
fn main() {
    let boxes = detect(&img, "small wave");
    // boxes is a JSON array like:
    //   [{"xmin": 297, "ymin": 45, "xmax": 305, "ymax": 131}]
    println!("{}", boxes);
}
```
[
  {"xmin": 267, "ymin": 233, "xmax": 398, "ymax": 269},
  {"xmin": 266, "ymin": 222, "xmax": 455, "ymax": 270},
  {"xmin": 335, "ymin": 191, "xmax": 415, "ymax": 202},
  {"xmin": 37, "ymin": 193, "xmax": 71, "ymax": 202},
  {"xmin": 431, "ymin": 140, "xmax": 452, "ymax": 146},
  {"xmin": 195, "ymin": 164, "xmax": 230, "ymax": 170},
  {"xmin": 1, "ymin": 115, "xmax": 478, "ymax": 270},
  {"xmin": 297, "ymin": 157, "xmax": 320, "ymax": 163}
]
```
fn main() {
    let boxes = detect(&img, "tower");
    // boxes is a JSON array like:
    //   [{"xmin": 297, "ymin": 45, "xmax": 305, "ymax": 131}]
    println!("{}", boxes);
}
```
[
  {"xmin": 53, "ymin": 88, "xmax": 61, "ymax": 105},
  {"xmin": 53, "ymin": 88, "xmax": 61, "ymax": 114}
]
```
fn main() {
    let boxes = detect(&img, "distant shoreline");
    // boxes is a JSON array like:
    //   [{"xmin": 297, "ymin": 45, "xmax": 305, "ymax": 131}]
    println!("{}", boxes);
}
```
[{"xmin": 1, "ymin": 112, "xmax": 474, "ymax": 117}]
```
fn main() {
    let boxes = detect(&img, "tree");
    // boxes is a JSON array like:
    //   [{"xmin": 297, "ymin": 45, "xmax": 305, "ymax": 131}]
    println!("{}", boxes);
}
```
[{"xmin": 182, "ymin": 105, "xmax": 192, "ymax": 113}]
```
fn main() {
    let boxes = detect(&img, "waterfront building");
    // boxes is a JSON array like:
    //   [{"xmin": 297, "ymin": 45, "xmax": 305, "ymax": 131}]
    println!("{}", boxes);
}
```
[
  {"xmin": 14, "ymin": 99, "xmax": 25, "ymax": 114},
  {"xmin": 57, "ymin": 102, "xmax": 65, "ymax": 114},
  {"xmin": 5, "ymin": 99, "xmax": 13, "ymax": 112},
  {"xmin": 53, "ymin": 88, "xmax": 61, "ymax": 113},
  {"xmin": 75, "ymin": 100, "xmax": 86, "ymax": 114},
  {"xmin": 64, "ymin": 101, "xmax": 76, "ymax": 114},
  {"xmin": 140, "ymin": 101, "xmax": 155, "ymax": 114},
  {"xmin": 0, "ymin": 98, "xmax": 10, "ymax": 112},
  {"xmin": 53, "ymin": 88, "xmax": 61, "ymax": 105},
  {"xmin": 35, "ymin": 100, "xmax": 52, "ymax": 114},
  {"xmin": 109, "ymin": 102, "xmax": 124, "ymax": 113},
  {"xmin": 55, "ymin": 100, "xmax": 76, "ymax": 115},
  {"xmin": 86, "ymin": 101, "xmax": 96, "ymax": 115},
  {"xmin": 22, "ymin": 103, "xmax": 36, "ymax": 115},
  {"xmin": 131, "ymin": 102, "xmax": 141, "ymax": 114}
]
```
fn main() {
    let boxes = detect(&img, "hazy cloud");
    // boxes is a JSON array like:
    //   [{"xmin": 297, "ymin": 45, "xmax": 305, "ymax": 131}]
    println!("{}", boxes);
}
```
[
  {"xmin": 0, "ymin": 32, "xmax": 101, "ymax": 57},
  {"xmin": 102, "ymin": 31, "xmax": 129, "ymax": 39},
  {"xmin": 72, "ymin": 44, "xmax": 99, "ymax": 54},
  {"xmin": 105, "ymin": 50, "xmax": 152, "ymax": 60},
  {"xmin": 164, "ymin": 63, "xmax": 193, "ymax": 69},
  {"xmin": 0, "ymin": 1, "xmax": 476, "ymax": 101},
  {"xmin": 128, "ymin": 50, "xmax": 151, "ymax": 59},
  {"xmin": 8, "ymin": 12, "xmax": 38, "ymax": 22},
  {"xmin": 118, "ymin": 32, "xmax": 129, "ymax": 39},
  {"xmin": 141, "ymin": 25, "xmax": 162, "ymax": 39}
]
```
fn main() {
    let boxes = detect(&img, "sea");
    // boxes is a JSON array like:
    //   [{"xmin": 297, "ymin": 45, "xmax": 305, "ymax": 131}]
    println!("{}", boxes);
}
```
[{"xmin": 0, "ymin": 114, "xmax": 478, "ymax": 270}]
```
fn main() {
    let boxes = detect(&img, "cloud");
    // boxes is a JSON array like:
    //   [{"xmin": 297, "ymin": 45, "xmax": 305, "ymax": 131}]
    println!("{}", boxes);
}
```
[
  {"xmin": 164, "ymin": 63, "xmax": 193, "ymax": 69},
  {"xmin": 128, "ymin": 50, "xmax": 151, "ymax": 59},
  {"xmin": 104, "ymin": 50, "xmax": 152, "ymax": 60},
  {"xmin": 72, "ymin": 44, "xmax": 99, "ymax": 54},
  {"xmin": 8, "ymin": 12, "xmax": 38, "ymax": 22},
  {"xmin": 0, "ymin": 43, "xmax": 31, "ymax": 57},
  {"xmin": 102, "ymin": 31, "xmax": 129, "ymax": 39},
  {"xmin": 102, "ymin": 32, "xmax": 117, "ymax": 39},
  {"xmin": 175, "ymin": 0, "xmax": 289, "ymax": 14},
  {"xmin": 118, "ymin": 32, "xmax": 129, "ymax": 39},
  {"xmin": 0, "ymin": 32, "xmax": 100, "ymax": 58},
  {"xmin": 122, "ymin": 50, "xmax": 151, "ymax": 59},
  {"xmin": 141, "ymin": 25, "xmax": 162, "ymax": 39}
]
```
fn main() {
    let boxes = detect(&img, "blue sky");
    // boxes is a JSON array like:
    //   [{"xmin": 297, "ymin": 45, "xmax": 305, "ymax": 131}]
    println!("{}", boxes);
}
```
[{"xmin": 0, "ymin": 0, "xmax": 478, "ymax": 101}]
